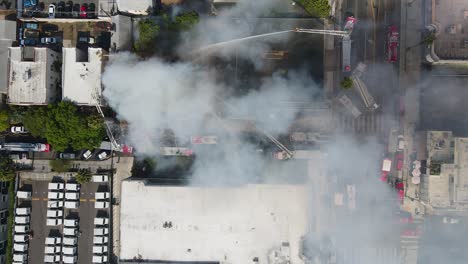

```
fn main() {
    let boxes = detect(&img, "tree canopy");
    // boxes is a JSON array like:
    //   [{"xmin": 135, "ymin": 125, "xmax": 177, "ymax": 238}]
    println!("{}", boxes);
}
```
[
  {"xmin": 0, "ymin": 156, "xmax": 16, "ymax": 182},
  {"xmin": 75, "ymin": 169, "xmax": 92, "ymax": 184},
  {"xmin": 341, "ymin": 77, "xmax": 353, "ymax": 89},
  {"xmin": 172, "ymin": 11, "xmax": 199, "ymax": 31},
  {"xmin": 294, "ymin": 0, "xmax": 331, "ymax": 18},
  {"xmin": 135, "ymin": 19, "xmax": 160, "ymax": 55},
  {"xmin": 0, "ymin": 110, "xmax": 9, "ymax": 132},
  {"xmin": 24, "ymin": 101, "xmax": 105, "ymax": 152},
  {"xmin": 49, "ymin": 159, "xmax": 71, "ymax": 173}
]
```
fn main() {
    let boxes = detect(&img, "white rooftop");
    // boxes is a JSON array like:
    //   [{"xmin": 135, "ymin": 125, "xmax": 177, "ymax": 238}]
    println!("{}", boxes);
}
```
[
  {"xmin": 8, "ymin": 47, "xmax": 60, "ymax": 105},
  {"xmin": 120, "ymin": 181, "xmax": 309, "ymax": 263},
  {"xmin": 116, "ymin": 0, "xmax": 152, "ymax": 15},
  {"xmin": 62, "ymin": 48, "xmax": 102, "ymax": 105}
]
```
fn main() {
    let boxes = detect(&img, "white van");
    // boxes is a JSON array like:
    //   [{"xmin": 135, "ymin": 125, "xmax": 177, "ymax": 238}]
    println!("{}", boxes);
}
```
[
  {"xmin": 95, "ymin": 192, "xmax": 110, "ymax": 200},
  {"xmin": 13, "ymin": 243, "xmax": 28, "ymax": 252},
  {"xmin": 16, "ymin": 191, "xmax": 31, "ymax": 199},
  {"xmin": 44, "ymin": 245, "xmax": 61, "ymax": 254},
  {"xmin": 94, "ymin": 227, "xmax": 109, "ymax": 236},
  {"xmin": 46, "ymin": 218, "xmax": 63, "ymax": 226},
  {"xmin": 62, "ymin": 246, "xmax": 77, "ymax": 255},
  {"xmin": 92, "ymin": 255, "xmax": 108, "ymax": 263},
  {"xmin": 48, "ymin": 182, "xmax": 64, "ymax": 190},
  {"xmin": 63, "ymin": 227, "xmax": 77, "ymax": 236},
  {"xmin": 65, "ymin": 201, "xmax": 79, "ymax": 209},
  {"xmin": 93, "ymin": 236, "xmax": 108, "ymax": 244},
  {"xmin": 47, "ymin": 210, "xmax": 63, "ymax": 218},
  {"xmin": 14, "ymin": 225, "xmax": 29, "ymax": 233},
  {"xmin": 63, "ymin": 237, "xmax": 78, "ymax": 246},
  {"xmin": 47, "ymin": 200, "xmax": 64, "ymax": 208},
  {"xmin": 15, "ymin": 207, "xmax": 31, "ymax": 215},
  {"xmin": 92, "ymin": 175, "xmax": 108, "ymax": 182},
  {"xmin": 92, "ymin": 245, "xmax": 108, "ymax": 254},
  {"xmin": 65, "ymin": 183, "xmax": 80, "ymax": 191},
  {"xmin": 44, "ymin": 254, "xmax": 61, "ymax": 263},
  {"xmin": 15, "ymin": 216, "xmax": 30, "ymax": 224},
  {"xmin": 48, "ymin": 192, "xmax": 64, "ymax": 200},
  {"xmin": 95, "ymin": 201, "xmax": 109, "ymax": 209},
  {"xmin": 14, "ymin": 235, "xmax": 28, "ymax": 243},
  {"xmin": 65, "ymin": 192, "xmax": 80, "ymax": 200},
  {"xmin": 64, "ymin": 219, "xmax": 78, "ymax": 227},
  {"xmin": 45, "ymin": 236, "xmax": 61, "ymax": 245},
  {"xmin": 13, "ymin": 254, "xmax": 27, "ymax": 262},
  {"xmin": 94, "ymin": 217, "xmax": 109, "ymax": 225},
  {"xmin": 63, "ymin": 255, "xmax": 78, "ymax": 264}
]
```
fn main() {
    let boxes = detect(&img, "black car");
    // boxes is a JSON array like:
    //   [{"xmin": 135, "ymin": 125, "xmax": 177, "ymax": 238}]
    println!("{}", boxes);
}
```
[
  {"xmin": 72, "ymin": 3, "xmax": 79, "ymax": 18},
  {"xmin": 64, "ymin": 1, "xmax": 73, "ymax": 17},
  {"xmin": 87, "ymin": 3, "xmax": 95, "ymax": 18},
  {"xmin": 41, "ymin": 23, "xmax": 59, "ymax": 35},
  {"xmin": 57, "ymin": 1, "xmax": 65, "ymax": 17}
]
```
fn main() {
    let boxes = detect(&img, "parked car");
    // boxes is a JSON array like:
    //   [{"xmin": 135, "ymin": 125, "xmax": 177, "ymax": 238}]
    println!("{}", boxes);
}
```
[
  {"xmin": 41, "ymin": 37, "xmax": 57, "ymax": 44},
  {"xmin": 42, "ymin": 23, "xmax": 59, "ymax": 34},
  {"xmin": 92, "ymin": 175, "xmax": 108, "ymax": 182},
  {"xmin": 78, "ymin": 36, "xmax": 96, "ymax": 44},
  {"xmin": 63, "ymin": 227, "xmax": 78, "ymax": 236},
  {"xmin": 14, "ymin": 235, "xmax": 29, "ymax": 243},
  {"xmin": 48, "ymin": 4, "xmax": 56, "ymax": 18},
  {"xmin": 15, "ymin": 216, "xmax": 30, "ymax": 224},
  {"xmin": 44, "ymin": 254, "xmax": 61, "ymax": 263},
  {"xmin": 65, "ymin": 1, "xmax": 73, "ymax": 17},
  {"xmin": 15, "ymin": 207, "xmax": 31, "ymax": 215},
  {"xmin": 79, "ymin": 3, "xmax": 87, "ymax": 18},
  {"xmin": 95, "ymin": 192, "xmax": 110, "ymax": 200},
  {"xmin": 72, "ymin": 3, "xmax": 80, "ymax": 18},
  {"xmin": 14, "ymin": 225, "xmax": 30, "ymax": 233},
  {"xmin": 48, "ymin": 192, "xmax": 64, "ymax": 200},
  {"xmin": 97, "ymin": 151, "xmax": 108, "ymax": 160},
  {"xmin": 44, "ymin": 245, "xmax": 61, "ymax": 254},
  {"xmin": 65, "ymin": 183, "xmax": 80, "ymax": 191},
  {"xmin": 47, "ymin": 210, "xmax": 63, "ymax": 218},
  {"xmin": 93, "ymin": 236, "xmax": 109, "ymax": 244},
  {"xmin": 57, "ymin": 1, "xmax": 65, "ymax": 17},
  {"xmin": 14, "ymin": 243, "xmax": 28, "ymax": 252},
  {"xmin": 95, "ymin": 201, "xmax": 109, "ymax": 209},
  {"xmin": 45, "ymin": 236, "xmax": 62, "ymax": 245},
  {"xmin": 65, "ymin": 192, "xmax": 79, "ymax": 200},
  {"xmin": 94, "ymin": 217, "xmax": 109, "ymax": 225},
  {"xmin": 92, "ymin": 245, "xmax": 108, "ymax": 254},
  {"xmin": 92, "ymin": 255, "xmax": 108, "ymax": 263},
  {"xmin": 22, "ymin": 38, "xmax": 37, "ymax": 46},
  {"xmin": 63, "ymin": 237, "xmax": 77, "ymax": 246},
  {"xmin": 63, "ymin": 255, "xmax": 78, "ymax": 264},
  {"xmin": 64, "ymin": 219, "xmax": 78, "ymax": 227},
  {"xmin": 17, "ymin": 191, "xmax": 31, "ymax": 199},
  {"xmin": 62, "ymin": 246, "xmax": 77, "ymax": 255},
  {"xmin": 88, "ymin": 3, "xmax": 96, "ymax": 18},
  {"xmin": 48, "ymin": 182, "xmax": 64, "ymax": 190},
  {"xmin": 47, "ymin": 200, "xmax": 64, "ymax": 208},
  {"xmin": 23, "ymin": 29, "xmax": 39, "ymax": 39},
  {"xmin": 59, "ymin": 153, "xmax": 75, "ymax": 159},
  {"xmin": 82, "ymin": 149, "xmax": 92, "ymax": 160},
  {"xmin": 13, "ymin": 254, "xmax": 28, "ymax": 262},
  {"xmin": 10, "ymin": 126, "xmax": 26, "ymax": 134},
  {"xmin": 64, "ymin": 201, "xmax": 79, "ymax": 209},
  {"xmin": 24, "ymin": 0, "xmax": 38, "ymax": 8},
  {"xmin": 94, "ymin": 227, "xmax": 109, "ymax": 236}
]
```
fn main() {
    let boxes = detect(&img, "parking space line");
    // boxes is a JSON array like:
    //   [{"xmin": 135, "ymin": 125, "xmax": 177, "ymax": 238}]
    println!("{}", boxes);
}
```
[
  {"xmin": 80, "ymin": 198, "xmax": 87, "ymax": 202},
  {"xmin": 32, "ymin": 198, "xmax": 40, "ymax": 201},
  {"xmin": 88, "ymin": 199, "xmax": 95, "ymax": 202}
]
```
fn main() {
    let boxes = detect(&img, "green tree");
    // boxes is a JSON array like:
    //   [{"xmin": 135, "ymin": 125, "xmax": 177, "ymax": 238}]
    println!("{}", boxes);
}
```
[
  {"xmin": 75, "ymin": 169, "xmax": 92, "ymax": 184},
  {"xmin": 0, "ymin": 156, "xmax": 15, "ymax": 182},
  {"xmin": 423, "ymin": 33, "xmax": 436, "ymax": 45},
  {"xmin": 172, "ymin": 11, "xmax": 199, "ymax": 31},
  {"xmin": 340, "ymin": 77, "xmax": 353, "ymax": 89},
  {"xmin": 0, "ymin": 110, "xmax": 9, "ymax": 132},
  {"xmin": 45, "ymin": 101, "xmax": 104, "ymax": 152},
  {"xmin": 23, "ymin": 107, "xmax": 48, "ymax": 137},
  {"xmin": 134, "ymin": 19, "xmax": 160, "ymax": 54},
  {"xmin": 49, "ymin": 159, "xmax": 71, "ymax": 173},
  {"xmin": 294, "ymin": 0, "xmax": 331, "ymax": 18}
]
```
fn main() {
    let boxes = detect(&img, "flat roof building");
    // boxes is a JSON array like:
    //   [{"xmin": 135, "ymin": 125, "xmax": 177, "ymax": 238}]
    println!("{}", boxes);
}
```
[
  {"xmin": 62, "ymin": 48, "xmax": 103, "ymax": 105},
  {"xmin": 421, "ymin": 131, "xmax": 468, "ymax": 210},
  {"xmin": 120, "ymin": 180, "xmax": 309, "ymax": 264},
  {"xmin": 7, "ymin": 47, "xmax": 60, "ymax": 105}
]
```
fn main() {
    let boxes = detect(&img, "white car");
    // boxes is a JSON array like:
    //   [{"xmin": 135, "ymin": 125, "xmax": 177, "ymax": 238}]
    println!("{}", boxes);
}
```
[
  {"xmin": 10, "ymin": 126, "xmax": 26, "ymax": 134},
  {"xmin": 64, "ymin": 219, "xmax": 79, "ymax": 227},
  {"xmin": 94, "ymin": 217, "xmax": 109, "ymax": 225},
  {"xmin": 13, "ymin": 243, "xmax": 28, "ymax": 252},
  {"xmin": 95, "ymin": 192, "xmax": 110, "ymax": 200},
  {"xmin": 48, "ymin": 4, "xmax": 56, "ymax": 18},
  {"xmin": 63, "ymin": 227, "xmax": 78, "ymax": 236},
  {"xmin": 17, "ymin": 191, "xmax": 31, "ymax": 199},
  {"xmin": 62, "ymin": 246, "xmax": 77, "ymax": 255},
  {"xmin": 15, "ymin": 216, "xmax": 30, "ymax": 224},
  {"xmin": 47, "ymin": 210, "xmax": 63, "ymax": 218},
  {"xmin": 94, "ymin": 228, "xmax": 109, "ymax": 236},
  {"xmin": 48, "ymin": 192, "xmax": 64, "ymax": 200},
  {"xmin": 46, "ymin": 218, "xmax": 63, "ymax": 226},
  {"xmin": 63, "ymin": 255, "xmax": 77, "ymax": 264},
  {"xmin": 44, "ymin": 254, "xmax": 61, "ymax": 263},
  {"xmin": 45, "ymin": 237, "xmax": 62, "ymax": 245},
  {"xmin": 47, "ymin": 200, "xmax": 64, "ymax": 208},
  {"xmin": 95, "ymin": 201, "xmax": 109, "ymax": 209},
  {"xmin": 93, "ymin": 236, "xmax": 109, "ymax": 244},
  {"xmin": 15, "ymin": 207, "xmax": 30, "ymax": 215},
  {"xmin": 65, "ymin": 183, "xmax": 80, "ymax": 192},
  {"xmin": 65, "ymin": 201, "xmax": 79, "ymax": 209},
  {"xmin": 83, "ymin": 150, "xmax": 92, "ymax": 160},
  {"xmin": 97, "ymin": 151, "xmax": 108, "ymax": 160},
  {"xmin": 48, "ymin": 182, "xmax": 65, "ymax": 190},
  {"xmin": 44, "ymin": 245, "xmax": 61, "ymax": 254},
  {"xmin": 92, "ymin": 175, "xmax": 109, "ymax": 182},
  {"xmin": 13, "ymin": 254, "xmax": 28, "ymax": 262},
  {"xmin": 65, "ymin": 192, "xmax": 80, "ymax": 200},
  {"xmin": 92, "ymin": 245, "xmax": 108, "ymax": 254},
  {"xmin": 63, "ymin": 237, "xmax": 78, "ymax": 246},
  {"xmin": 14, "ymin": 235, "xmax": 28, "ymax": 243},
  {"xmin": 14, "ymin": 225, "xmax": 29, "ymax": 233},
  {"xmin": 92, "ymin": 255, "xmax": 108, "ymax": 263}
]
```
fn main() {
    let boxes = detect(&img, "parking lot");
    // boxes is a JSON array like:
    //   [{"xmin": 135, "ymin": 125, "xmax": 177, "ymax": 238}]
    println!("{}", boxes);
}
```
[
  {"xmin": 22, "ymin": 0, "xmax": 99, "ymax": 19},
  {"xmin": 15, "ymin": 175, "xmax": 111, "ymax": 263}
]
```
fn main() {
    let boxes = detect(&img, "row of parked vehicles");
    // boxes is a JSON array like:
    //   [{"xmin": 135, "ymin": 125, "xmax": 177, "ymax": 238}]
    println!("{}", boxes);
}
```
[
  {"xmin": 13, "ymin": 206, "xmax": 32, "ymax": 263},
  {"xmin": 92, "ymin": 217, "xmax": 109, "ymax": 263},
  {"xmin": 48, "ymin": 2, "xmax": 97, "ymax": 19}
]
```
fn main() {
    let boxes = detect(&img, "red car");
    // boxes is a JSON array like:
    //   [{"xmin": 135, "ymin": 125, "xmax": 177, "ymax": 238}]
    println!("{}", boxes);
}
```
[
  {"xmin": 386, "ymin": 25, "xmax": 399, "ymax": 63},
  {"xmin": 395, "ymin": 153, "xmax": 404, "ymax": 170},
  {"xmin": 79, "ymin": 3, "xmax": 87, "ymax": 18}
]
